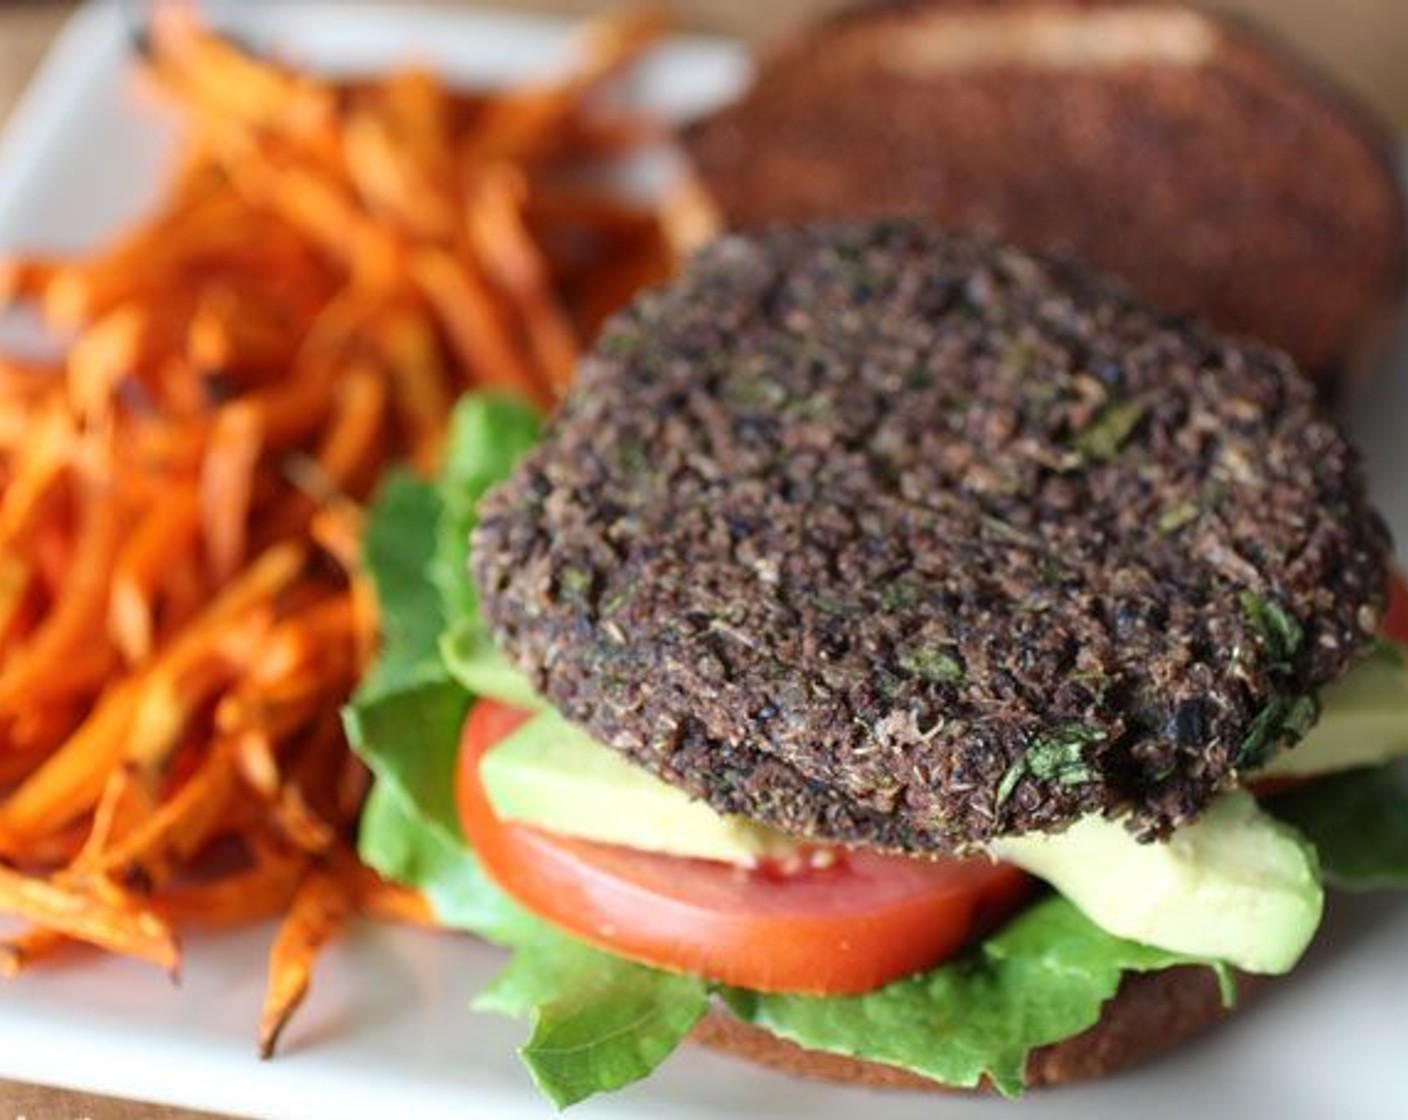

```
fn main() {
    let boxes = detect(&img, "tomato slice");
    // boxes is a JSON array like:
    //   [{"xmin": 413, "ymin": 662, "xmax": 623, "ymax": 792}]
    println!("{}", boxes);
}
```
[{"xmin": 456, "ymin": 699, "xmax": 1033, "ymax": 995}]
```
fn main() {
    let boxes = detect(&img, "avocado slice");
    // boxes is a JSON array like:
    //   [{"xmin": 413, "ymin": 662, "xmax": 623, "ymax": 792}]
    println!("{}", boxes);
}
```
[
  {"xmin": 1261, "ymin": 643, "xmax": 1408, "ymax": 778},
  {"xmin": 990, "ymin": 791, "xmax": 1322, "ymax": 974},
  {"xmin": 480, "ymin": 708, "xmax": 802, "ymax": 866}
]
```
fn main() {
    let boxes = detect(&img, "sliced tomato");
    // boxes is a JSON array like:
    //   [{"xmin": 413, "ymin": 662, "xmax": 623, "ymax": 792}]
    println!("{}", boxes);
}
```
[{"xmin": 456, "ymin": 699, "xmax": 1032, "ymax": 995}]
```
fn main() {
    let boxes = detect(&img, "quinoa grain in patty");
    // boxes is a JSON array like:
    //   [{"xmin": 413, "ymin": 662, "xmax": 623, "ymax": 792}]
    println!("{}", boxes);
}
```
[{"xmin": 472, "ymin": 220, "xmax": 1389, "ymax": 853}]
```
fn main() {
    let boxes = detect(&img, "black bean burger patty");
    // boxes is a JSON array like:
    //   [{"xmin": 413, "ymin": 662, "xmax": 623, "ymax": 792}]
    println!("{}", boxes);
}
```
[{"xmin": 472, "ymin": 221, "xmax": 1389, "ymax": 852}]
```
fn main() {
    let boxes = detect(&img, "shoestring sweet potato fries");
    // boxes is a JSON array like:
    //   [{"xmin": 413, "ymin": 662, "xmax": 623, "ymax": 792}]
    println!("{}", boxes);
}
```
[{"xmin": 0, "ymin": 8, "xmax": 686, "ymax": 1056}]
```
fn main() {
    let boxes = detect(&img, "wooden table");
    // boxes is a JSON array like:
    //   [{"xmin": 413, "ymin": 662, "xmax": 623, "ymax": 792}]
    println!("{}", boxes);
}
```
[{"xmin": 0, "ymin": 1, "xmax": 1403, "ymax": 1117}]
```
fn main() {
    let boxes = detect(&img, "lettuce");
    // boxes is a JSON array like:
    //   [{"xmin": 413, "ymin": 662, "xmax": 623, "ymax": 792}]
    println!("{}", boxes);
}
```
[
  {"xmin": 724, "ymin": 897, "xmax": 1228, "ymax": 1098},
  {"xmin": 441, "ymin": 614, "xmax": 544, "ymax": 711},
  {"xmin": 431, "ymin": 394, "xmax": 541, "ymax": 627},
  {"xmin": 358, "ymin": 768, "xmax": 534, "ymax": 945},
  {"xmin": 357, "ymin": 472, "xmax": 449, "ymax": 700},
  {"xmin": 476, "ymin": 936, "xmax": 710, "ymax": 1107},
  {"xmin": 1268, "ymin": 765, "xmax": 1408, "ymax": 889},
  {"xmin": 347, "ymin": 673, "xmax": 708, "ymax": 1105}
]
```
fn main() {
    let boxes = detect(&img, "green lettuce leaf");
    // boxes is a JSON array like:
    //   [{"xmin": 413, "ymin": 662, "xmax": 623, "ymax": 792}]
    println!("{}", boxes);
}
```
[
  {"xmin": 1268, "ymin": 764, "xmax": 1408, "ymax": 890},
  {"xmin": 349, "ymin": 678, "xmax": 707, "ymax": 1103},
  {"xmin": 346, "ymin": 678, "xmax": 468, "ymax": 833},
  {"xmin": 358, "ymin": 770, "xmax": 538, "ymax": 944},
  {"xmin": 432, "ymin": 393, "xmax": 546, "ymax": 707},
  {"xmin": 431, "ymin": 394, "xmax": 541, "ymax": 625},
  {"xmin": 723, "ymin": 895, "xmax": 1225, "ymax": 1098},
  {"xmin": 476, "ymin": 935, "xmax": 710, "ymax": 1108},
  {"xmin": 358, "ymin": 472, "xmax": 448, "ymax": 699},
  {"xmin": 441, "ymin": 612, "xmax": 545, "ymax": 711}
]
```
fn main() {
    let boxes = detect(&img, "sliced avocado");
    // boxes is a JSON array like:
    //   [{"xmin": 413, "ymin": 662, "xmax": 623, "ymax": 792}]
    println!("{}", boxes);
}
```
[
  {"xmin": 480, "ymin": 708, "xmax": 802, "ymax": 866},
  {"xmin": 1261, "ymin": 642, "xmax": 1408, "ymax": 778},
  {"xmin": 990, "ymin": 791, "xmax": 1322, "ymax": 974}
]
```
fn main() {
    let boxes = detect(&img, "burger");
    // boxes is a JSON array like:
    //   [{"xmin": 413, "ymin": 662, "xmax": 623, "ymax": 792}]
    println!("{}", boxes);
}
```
[{"xmin": 346, "ymin": 220, "xmax": 1408, "ymax": 1106}]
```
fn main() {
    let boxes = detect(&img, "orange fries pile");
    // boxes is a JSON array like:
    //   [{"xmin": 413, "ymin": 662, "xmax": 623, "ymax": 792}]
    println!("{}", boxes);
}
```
[{"xmin": 0, "ymin": 8, "xmax": 679, "ymax": 1055}]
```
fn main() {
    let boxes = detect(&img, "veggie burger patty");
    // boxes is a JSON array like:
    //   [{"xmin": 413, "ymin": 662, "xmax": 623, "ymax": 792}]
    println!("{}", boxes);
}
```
[{"xmin": 472, "ymin": 220, "xmax": 1388, "ymax": 853}]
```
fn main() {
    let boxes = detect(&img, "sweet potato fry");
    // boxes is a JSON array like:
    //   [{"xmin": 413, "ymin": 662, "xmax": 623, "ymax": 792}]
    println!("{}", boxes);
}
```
[
  {"xmin": 0, "ymin": 357, "xmax": 63, "ymax": 398},
  {"xmin": 256, "ymin": 166, "xmax": 383, "ymax": 268},
  {"xmin": 262, "ymin": 365, "xmax": 388, "ymax": 541},
  {"xmin": 30, "ymin": 763, "xmax": 159, "ymax": 954},
  {"xmin": 156, "ymin": 848, "xmax": 307, "ymax": 928},
  {"xmin": 310, "ymin": 503, "xmax": 379, "ymax": 678},
  {"xmin": 109, "ymin": 491, "xmax": 201, "ymax": 663},
  {"xmin": 0, "ymin": 925, "xmax": 75, "ymax": 975},
  {"xmin": 150, "ymin": 6, "xmax": 336, "ymax": 146},
  {"xmin": 0, "ymin": 399, "xmax": 73, "ymax": 551},
  {"xmin": 308, "ymin": 501, "xmax": 363, "ymax": 572},
  {"xmin": 571, "ymin": 225, "xmax": 675, "ymax": 336},
  {"xmin": 470, "ymin": 166, "xmax": 578, "ymax": 394},
  {"xmin": 410, "ymin": 248, "xmax": 550, "ymax": 407},
  {"xmin": 348, "ymin": 862, "xmax": 434, "ymax": 928},
  {"xmin": 0, "ymin": 478, "xmax": 122, "ymax": 713},
  {"xmin": 3, "ymin": 703, "xmax": 83, "ymax": 759},
  {"xmin": 344, "ymin": 104, "xmax": 456, "ymax": 241},
  {"xmin": 462, "ymin": 12, "xmax": 659, "ymax": 164},
  {"xmin": 573, "ymin": 11, "xmax": 665, "ymax": 90},
  {"xmin": 15, "ymin": 822, "xmax": 90, "ymax": 868},
  {"xmin": 76, "ymin": 762, "xmax": 158, "ymax": 869},
  {"xmin": 376, "ymin": 305, "xmax": 452, "ymax": 472},
  {"xmin": 525, "ymin": 185, "xmax": 664, "ymax": 238},
  {"xmin": 288, "ymin": 709, "xmax": 355, "ymax": 825},
  {"xmin": 0, "ymin": 256, "xmax": 59, "ymax": 304},
  {"xmin": 309, "ymin": 365, "xmax": 388, "ymax": 499},
  {"xmin": 240, "ymin": 367, "xmax": 336, "ymax": 453},
  {"xmin": 0, "ymin": 863, "xmax": 177, "ymax": 973},
  {"xmin": 67, "ymin": 305, "xmax": 147, "ymax": 421},
  {"xmin": 270, "ymin": 786, "xmax": 337, "ymax": 856},
  {"xmin": 27, "ymin": 515, "xmax": 73, "ymax": 606},
  {"xmin": 0, "ymin": 552, "xmax": 32, "ymax": 649},
  {"xmin": 9, "ymin": 643, "xmax": 120, "ymax": 710},
  {"xmin": 201, "ymin": 401, "xmax": 263, "ymax": 583},
  {"xmin": 101, "ymin": 742, "xmax": 239, "ymax": 885},
  {"xmin": 336, "ymin": 751, "xmax": 372, "ymax": 827},
  {"xmin": 122, "ymin": 593, "xmax": 276, "ymax": 775},
  {"xmin": 232, "ymin": 729, "xmax": 280, "ymax": 800},
  {"xmin": 153, "ymin": 554, "xmax": 208, "ymax": 643},
  {"xmin": 187, "ymin": 285, "xmax": 323, "ymax": 388},
  {"xmin": 0, "ymin": 681, "xmax": 141, "ymax": 852},
  {"xmin": 0, "ymin": 744, "xmax": 49, "ymax": 789},
  {"xmin": 662, "ymin": 175, "xmax": 725, "ymax": 257},
  {"xmin": 259, "ymin": 864, "xmax": 353, "ymax": 1058}
]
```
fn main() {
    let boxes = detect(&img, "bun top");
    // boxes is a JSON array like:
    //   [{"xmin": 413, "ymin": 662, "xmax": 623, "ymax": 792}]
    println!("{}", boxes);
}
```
[{"xmin": 683, "ymin": 0, "xmax": 1407, "ymax": 382}]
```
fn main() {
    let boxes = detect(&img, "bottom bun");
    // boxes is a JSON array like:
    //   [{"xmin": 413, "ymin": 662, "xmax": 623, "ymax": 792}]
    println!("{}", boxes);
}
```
[{"xmin": 690, "ymin": 966, "xmax": 1258, "ymax": 1091}]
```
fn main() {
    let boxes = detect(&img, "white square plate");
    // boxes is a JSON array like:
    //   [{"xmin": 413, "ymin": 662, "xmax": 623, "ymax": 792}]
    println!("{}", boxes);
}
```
[{"xmin": 0, "ymin": 5, "xmax": 1403, "ymax": 1119}]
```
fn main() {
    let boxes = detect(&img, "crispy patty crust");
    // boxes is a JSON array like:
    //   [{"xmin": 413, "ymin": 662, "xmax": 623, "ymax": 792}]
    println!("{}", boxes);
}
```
[{"xmin": 473, "ymin": 221, "xmax": 1389, "ymax": 851}]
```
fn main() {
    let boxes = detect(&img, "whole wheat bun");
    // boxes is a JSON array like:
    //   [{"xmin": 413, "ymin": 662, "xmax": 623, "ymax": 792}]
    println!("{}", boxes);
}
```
[
  {"xmin": 682, "ymin": 0, "xmax": 1406, "ymax": 390},
  {"xmin": 690, "ymin": 966, "xmax": 1258, "ymax": 1090}
]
